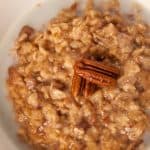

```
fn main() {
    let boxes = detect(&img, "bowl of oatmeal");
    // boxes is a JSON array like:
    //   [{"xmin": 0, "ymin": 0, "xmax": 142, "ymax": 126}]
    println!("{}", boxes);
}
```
[{"xmin": 0, "ymin": 0, "xmax": 150, "ymax": 150}]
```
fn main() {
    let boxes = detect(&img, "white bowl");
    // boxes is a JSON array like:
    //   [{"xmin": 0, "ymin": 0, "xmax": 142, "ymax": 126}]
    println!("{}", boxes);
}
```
[{"xmin": 0, "ymin": 0, "xmax": 149, "ymax": 149}]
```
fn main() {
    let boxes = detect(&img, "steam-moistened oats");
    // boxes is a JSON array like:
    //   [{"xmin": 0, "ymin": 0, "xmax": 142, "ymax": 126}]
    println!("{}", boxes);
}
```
[{"xmin": 7, "ymin": 0, "xmax": 150, "ymax": 150}]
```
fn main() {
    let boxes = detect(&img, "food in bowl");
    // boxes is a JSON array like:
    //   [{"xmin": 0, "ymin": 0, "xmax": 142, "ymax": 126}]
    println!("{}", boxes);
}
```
[{"xmin": 7, "ymin": 0, "xmax": 150, "ymax": 149}]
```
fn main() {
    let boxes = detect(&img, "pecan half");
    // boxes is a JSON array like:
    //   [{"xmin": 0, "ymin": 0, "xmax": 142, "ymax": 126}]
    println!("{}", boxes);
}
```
[
  {"xmin": 72, "ymin": 58, "xmax": 120, "ymax": 97},
  {"xmin": 19, "ymin": 25, "xmax": 34, "ymax": 37},
  {"xmin": 72, "ymin": 73, "xmax": 96, "ymax": 98},
  {"xmin": 75, "ymin": 58, "xmax": 119, "ymax": 86},
  {"xmin": 18, "ymin": 25, "xmax": 35, "ymax": 41}
]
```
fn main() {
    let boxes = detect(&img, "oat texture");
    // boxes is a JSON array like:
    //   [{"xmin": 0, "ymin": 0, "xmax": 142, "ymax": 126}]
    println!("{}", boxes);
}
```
[{"xmin": 7, "ymin": 0, "xmax": 150, "ymax": 150}]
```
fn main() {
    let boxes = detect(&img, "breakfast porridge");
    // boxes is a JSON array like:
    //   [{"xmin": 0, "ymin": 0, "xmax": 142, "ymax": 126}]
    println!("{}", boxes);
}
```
[{"xmin": 7, "ymin": 0, "xmax": 150, "ymax": 149}]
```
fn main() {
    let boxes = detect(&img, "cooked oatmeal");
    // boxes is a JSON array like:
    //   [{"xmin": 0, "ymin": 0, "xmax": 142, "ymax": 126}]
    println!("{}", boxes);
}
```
[{"xmin": 7, "ymin": 0, "xmax": 150, "ymax": 150}]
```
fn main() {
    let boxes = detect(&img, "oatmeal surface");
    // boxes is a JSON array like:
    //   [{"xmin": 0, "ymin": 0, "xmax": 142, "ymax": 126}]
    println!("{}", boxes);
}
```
[{"xmin": 8, "ymin": 0, "xmax": 150, "ymax": 149}]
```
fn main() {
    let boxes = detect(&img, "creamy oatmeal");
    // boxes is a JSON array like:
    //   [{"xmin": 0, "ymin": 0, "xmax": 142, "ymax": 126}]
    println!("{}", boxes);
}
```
[{"xmin": 7, "ymin": 0, "xmax": 150, "ymax": 150}]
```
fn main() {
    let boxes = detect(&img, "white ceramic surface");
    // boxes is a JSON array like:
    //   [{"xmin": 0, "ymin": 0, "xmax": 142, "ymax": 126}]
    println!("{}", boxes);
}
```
[{"xmin": 0, "ymin": 0, "xmax": 149, "ymax": 149}]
